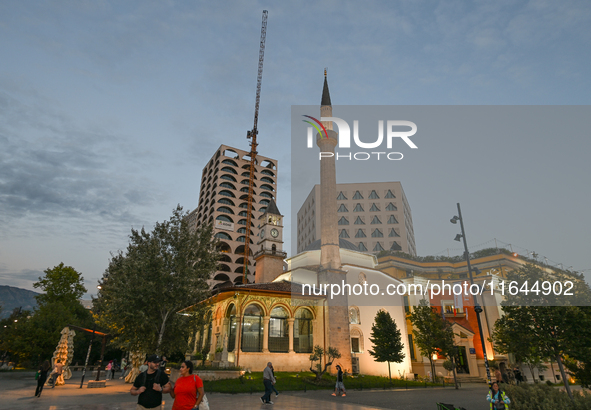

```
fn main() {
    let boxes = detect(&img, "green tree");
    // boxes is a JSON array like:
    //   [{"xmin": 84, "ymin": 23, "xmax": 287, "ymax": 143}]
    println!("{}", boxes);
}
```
[
  {"xmin": 34, "ymin": 263, "xmax": 87, "ymax": 307},
  {"xmin": 368, "ymin": 310, "xmax": 405, "ymax": 382},
  {"xmin": 409, "ymin": 299, "xmax": 455, "ymax": 380},
  {"xmin": 94, "ymin": 205, "xmax": 218, "ymax": 356},
  {"xmin": 309, "ymin": 345, "xmax": 341, "ymax": 381}
]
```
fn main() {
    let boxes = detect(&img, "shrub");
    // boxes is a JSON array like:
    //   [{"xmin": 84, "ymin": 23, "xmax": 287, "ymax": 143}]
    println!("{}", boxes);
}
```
[{"xmin": 504, "ymin": 383, "xmax": 591, "ymax": 410}]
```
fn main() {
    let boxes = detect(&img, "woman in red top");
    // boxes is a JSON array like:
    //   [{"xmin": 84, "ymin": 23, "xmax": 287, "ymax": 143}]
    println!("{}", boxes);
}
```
[{"xmin": 171, "ymin": 360, "xmax": 205, "ymax": 410}]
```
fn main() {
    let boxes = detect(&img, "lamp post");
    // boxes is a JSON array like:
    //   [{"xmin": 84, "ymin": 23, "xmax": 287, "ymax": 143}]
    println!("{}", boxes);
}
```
[{"xmin": 451, "ymin": 202, "xmax": 491, "ymax": 384}]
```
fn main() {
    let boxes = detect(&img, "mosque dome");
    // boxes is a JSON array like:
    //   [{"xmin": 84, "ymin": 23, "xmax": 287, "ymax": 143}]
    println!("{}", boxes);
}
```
[{"xmin": 303, "ymin": 238, "xmax": 359, "ymax": 252}]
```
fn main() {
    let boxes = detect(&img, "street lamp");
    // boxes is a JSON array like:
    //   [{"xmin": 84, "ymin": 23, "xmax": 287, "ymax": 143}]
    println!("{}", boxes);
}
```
[{"xmin": 451, "ymin": 202, "xmax": 492, "ymax": 385}]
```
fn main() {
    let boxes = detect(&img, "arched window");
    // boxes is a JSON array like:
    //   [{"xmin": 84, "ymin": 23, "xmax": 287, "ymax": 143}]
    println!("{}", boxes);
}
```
[
  {"xmin": 216, "ymin": 215, "xmax": 233, "ymax": 223},
  {"xmin": 338, "ymin": 217, "xmax": 349, "ymax": 225},
  {"xmin": 269, "ymin": 306, "xmax": 289, "ymax": 353},
  {"xmin": 241, "ymin": 304, "xmax": 263, "ymax": 352},
  {"xmin": 294, "ymin": 308, "xmax": 313, "ymax": 353},
  {"xmin": 226, "ymin": 304, "xmax": 237, "ymax": 351},
  {"xmin": 220, "ymin": 174, "xmax": 237, "ymax": 182},
  {"xmin": 221, "ymin": 166, "xmax": 237, "ymax": 174},
  {"xmin": 218, "ymin": 190, "xmax": 236, "ymax": 198},
  {"xmin": 217, "ymin": 206, "xmax": 234, "ymax": 214},
  {"xmin": 220, "ymin": 182, "xmax": 236, "ymax": 190},
  {"xmin": 349, "ymin": 306, "xmax": 361, "ymax": 324},
  {"xmin": 260, "ymin": 191, "xmax": 273, "ymax": 199},
  {"xmin": 222, "ymin": 159, "xmax": 238, "ymax": 167},
  {"xmin": 215, "ymin": 232, "xmax": 232, "ymax": 240},
  {"xmin": 260, "ymin": 184, "xmax": 275, "ymax": 192},
  {"xmin": 260, "ymin": 176, "xmax": 274, "ymax": 184},
  {"xmin": 218, "ymin": 264, "xmax": 231, "ymax": 272},
  {"xmin": 218, "ymin": 254, "xmax": 232, "ymax": 263},
  {"xmin": 350, "ymin": 327, "xmax": 364, "ymax": 353},
  {"xmin": 217, "ymin": 242, "xmax": 231, "ymax": 253},
  {"xmin": 218, "ymin": 198, "xmax": 235, "ymax": 206},
  {"xmin": 213, "ymin": 273, "xmax": 230, "ymax": 281},
  {"xmin": 259, "ymin": 199, "xmax": 270, "ymax": 206},
  {"xmin": 261, "ymin": 169, "xmax": 275, "ymax": 177}
]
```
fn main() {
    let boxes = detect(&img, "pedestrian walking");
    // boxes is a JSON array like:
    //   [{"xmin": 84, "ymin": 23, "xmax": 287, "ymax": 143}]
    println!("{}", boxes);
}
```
[
  {"xmin": 120, "ymin": 358, "xmax": 128, "ymax": 379},
  {"xmin": 111, "ymin": 359, "xmax": 118, "ymax": 380},
  {"xmin": 130, "ymin": 354, "xmax": 171, "ymax": 410},
  {"xmin": 487, "ymin": 381, "xmax": 511, "ymax": 409},
  {"xmin": 495, "ymin": 368, "xmax": 503, "ymax": 384},
  {"xmin": 260, "ymin": 362, "xmax": 275, "ymax": 405},
  {"xmin": 170, "ymin": 360, "xmax": 207, "ymax": 410},
  {"xmin": 47, "ymin": 359, "xmax": 63, "ymax": 388},
  {"xmin": 331, "ymin": 365, "xmax": 347, "ymax": 397},
  {"xmin": 35, "ymin": 360, "xmax": 51, "ymax": 397},
  {"xmin": 270, "ymin": 364, "xmax": 279, "ymax": 397},
  {"xmin": 106, "ymin": 360, "xmax": 113, "ymax": 380}
]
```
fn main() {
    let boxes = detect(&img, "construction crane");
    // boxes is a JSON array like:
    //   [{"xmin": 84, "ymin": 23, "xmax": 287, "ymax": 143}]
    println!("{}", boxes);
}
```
[{"xmin": 243, "ymin": 10, "xmax": 268, "ymax": 284}]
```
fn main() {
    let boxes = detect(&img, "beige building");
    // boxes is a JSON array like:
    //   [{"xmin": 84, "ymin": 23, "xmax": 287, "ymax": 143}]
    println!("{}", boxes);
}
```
[
  {"xmin": 188, "ymin": 144, "xmax": 278, "ymax": 288},
  {"xmin": 297, "ymin": 182, "xmax": 416, "ymax": 256}
]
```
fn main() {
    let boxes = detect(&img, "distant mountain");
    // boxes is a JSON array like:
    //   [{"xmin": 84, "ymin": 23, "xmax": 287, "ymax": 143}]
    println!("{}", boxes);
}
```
[{"xmin": 0, "ymin": 285, "xmax": 39, "ymax": 318}]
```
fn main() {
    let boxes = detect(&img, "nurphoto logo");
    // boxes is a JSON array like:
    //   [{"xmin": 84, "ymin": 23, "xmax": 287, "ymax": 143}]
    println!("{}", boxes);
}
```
[{"xmin": 302, "ymin": 115, "xmax": 418, "ymax": 161}]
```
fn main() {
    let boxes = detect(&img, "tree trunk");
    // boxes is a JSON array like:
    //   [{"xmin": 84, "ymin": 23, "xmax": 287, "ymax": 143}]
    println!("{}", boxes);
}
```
[
  {"xmin": 156, "ymin": 311, "xmax": 171, "ymax": 352},
  {"xmin": 528, "ymin": 364, "xmax": 536, "ymax": 382},
  {"xmin": 428, "ymin": 358, "xmax": 435, "ymax": 382},
  {"xmin": 388, "ymin": 362, "xmax": 391, "ymax": 382},
  {"xmin": 556, "ymin": 354, "xmax": 573, "ymax": 400}
]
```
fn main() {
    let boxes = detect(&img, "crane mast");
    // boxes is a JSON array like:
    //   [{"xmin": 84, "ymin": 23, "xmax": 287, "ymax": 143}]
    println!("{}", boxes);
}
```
[{"xmin": 243, "ymin": 10, "xmax": 268, "ymax": 284}]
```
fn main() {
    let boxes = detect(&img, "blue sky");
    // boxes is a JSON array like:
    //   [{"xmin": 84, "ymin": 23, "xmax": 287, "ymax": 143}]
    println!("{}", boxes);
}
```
[{"xmin": 1, "ymin": 1, "xmax": 590, "ymax": 296}]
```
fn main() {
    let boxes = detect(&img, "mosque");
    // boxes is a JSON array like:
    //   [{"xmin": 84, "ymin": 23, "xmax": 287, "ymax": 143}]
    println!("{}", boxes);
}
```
[{"xmin": 188, "ymin": 74, "xmax": 413, "ymax": 377}]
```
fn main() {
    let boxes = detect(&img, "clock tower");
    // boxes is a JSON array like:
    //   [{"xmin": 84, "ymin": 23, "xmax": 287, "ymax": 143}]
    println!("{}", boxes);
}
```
[{"xmin": 254, "ymin": 199, "xmax": 287, "ymax": 283}]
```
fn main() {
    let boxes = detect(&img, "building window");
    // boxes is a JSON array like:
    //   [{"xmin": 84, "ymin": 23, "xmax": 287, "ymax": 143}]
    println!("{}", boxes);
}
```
[
  {"xmin": 218, "ymin": 198, "xmax": 235, "ymax": 206},
  {"xmin": 354, "ymin": 216, "xmax": 365, "ymax": 225},
  {"xmin": 226, "ymin": 304, "xmax": 237, "ymax": 351},
  {"xmin": 294, "ymin": 309, "xmax": 313, "ymax": 353},
  {"xmin": 216, "ymin": 215, "xmax": 233, "ymax": 223},
  {"xmin": 385, "ymin": 202, "xmax": 397, "ymax": 211},
  {"xmin": 221, "ymin": 174, "xmax": 237, "ymax": 182},
  {"xmin": 388, "ymin": 228, "xmax": 400, "ymax": 237},
  {"xmin": 338, "ymin": 204, "xmax": 348, "ymax": 212},
  {"xmin": 351, "ymin": 338, "xmax": 360, "ymax": 353},
  {"xmin": 369, "ymin": 190, "xmax": 379, "ymax": 199},
  {"xmin": 387, "ymin": 215, "xmax": 399, "ymax": 224},
  {"xmin": 358, "ymin": 242, "xmax": 367, "ymax": 252},
  {"xmin": 355, "ymin": 229, "xmax": 366, "ymax": 238},
  {"xmin": 371, "ymin": 229, "xmax": 384, "ymax": 238},
  {"xmin": 408, "ymin": 335, "xmax": 416, "ymax": 360},
  {"xmin": 373, "ymin": 242, "xmax": 385, "ymax": 252},
  {"xmin": 338, "ymin": 217, "xmax": 349, "ymax": 225},
  {"xmin": 339, "ymin": 229, "xmax": 350, "ymax": 238},
  {"xmin": 353, "ymin": 191, "xmax": 363, "ymax": 199},
  {"xmin": 390, "ymin": 242, "xmax": 402, "ymax": 251},
  {"xmin": 369, "ymin": 203, "xmax": 380, "ymax": 212},
  {"xmin": 217, "ymin": 206, "xmax": 234, "ymax": 214},
  {"xmin": 221, "ymin": 166, "xmax": 237, "ymax": 174},
  {"xmin": 215, "ymin": 232, "xmax": 232, "ymax": 240},
  {"xmin": 269, "ymin": 306, "xmax": 289, "ymax": 353},
  {"xmin": 370, "ymin": 216, "xmax": 381, "ymax": 224},
  {"xmin": 219, "ymin": 190, "xmax": 236, "ymax": 198},
  {"xmin": 337, "ymin": 192, "xmax": 347, "ymax": 200},
  {"xmin": 353, "ymin": 204, "xmax": 364, "ymax": 212},
  {"xmin": 349, "ymin": 306, "xmax": 361, "ymax": 324},
  {"xmin": 442, "ymin": 300, "xmax": 464, "ymax": 314},
  {"xmin": 241, "ymin": 304, "xmax": 263, "ymax": 352},
  {"xmin": 385, "ymin": 189, "xmax": 395, "ymax": 198}
]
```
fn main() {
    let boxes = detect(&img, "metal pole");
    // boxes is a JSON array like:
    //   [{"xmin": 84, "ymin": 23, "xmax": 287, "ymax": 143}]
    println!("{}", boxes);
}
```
[
  {"xmin": 457, "ymin": 203, "xmax": 491, "ymax": 384},
  {"xmin": 96, "ymin": 335, "xmax": 106, "ymax": 381},
  {"xmin": 79, "ymin": 325, "xmax": 96, "ymax": 388}
]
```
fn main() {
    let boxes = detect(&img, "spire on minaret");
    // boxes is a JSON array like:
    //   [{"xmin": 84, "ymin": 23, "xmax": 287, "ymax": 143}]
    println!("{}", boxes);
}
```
[{"xmin": 321, "ymin": 68, "xmax": 332, "ymax": 106}]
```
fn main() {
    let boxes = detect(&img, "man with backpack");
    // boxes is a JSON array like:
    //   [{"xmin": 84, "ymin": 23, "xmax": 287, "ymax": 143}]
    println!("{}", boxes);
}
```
[{"xmin": 130, "ymin": 355, "xmax": 171, "ymax": 410}]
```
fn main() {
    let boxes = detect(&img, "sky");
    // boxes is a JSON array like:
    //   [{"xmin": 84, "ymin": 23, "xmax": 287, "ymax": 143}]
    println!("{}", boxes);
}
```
[{"xmin": 1, "ymin": 0, "xmax": 590, "ymax": 298}]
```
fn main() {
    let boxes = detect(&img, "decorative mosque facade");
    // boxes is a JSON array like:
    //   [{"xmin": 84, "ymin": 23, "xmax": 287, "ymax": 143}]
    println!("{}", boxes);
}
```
[{"xmin": 188, "ymin": 73, "xmax": 413, "ymax": 377}]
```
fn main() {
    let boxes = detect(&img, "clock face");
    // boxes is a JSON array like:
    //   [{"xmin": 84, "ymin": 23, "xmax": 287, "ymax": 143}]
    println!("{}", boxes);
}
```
[{"xmin": 270, "ymin": 228, "xmax": 279, "ymax": 238}]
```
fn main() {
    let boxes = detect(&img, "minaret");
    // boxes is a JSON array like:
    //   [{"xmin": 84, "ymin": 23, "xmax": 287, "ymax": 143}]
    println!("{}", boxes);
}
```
[
  {"xmin": 316, "ymin": 70, "xmax": 352, "ymax": 373},
  {"xmin": 317, "ymin": 70, "xmax": 341, "ymax": 270},
  {"xmin": 254, "ymin": 199, "xmax": 287, "ymax": 283}
]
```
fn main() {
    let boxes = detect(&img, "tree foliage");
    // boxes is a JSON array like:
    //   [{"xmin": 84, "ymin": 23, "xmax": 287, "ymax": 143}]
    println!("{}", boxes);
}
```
[
  {"xmin": 309, "ymin": 345, "xmax": 341, "ymax": 381},
  {"xmin": 34, "ymin": 263, "xmax": 87, "ymax": 307},
  {"xmin": 368, "ymin": 309, "xmax": 405, "ymax": 381},
  {"xmin": 94, "ymin": 205, "xmax": 218, "ymax": 356},
  {"xmin": 409, "ymin": 299, "xmax": 455, "ymax": 380}
]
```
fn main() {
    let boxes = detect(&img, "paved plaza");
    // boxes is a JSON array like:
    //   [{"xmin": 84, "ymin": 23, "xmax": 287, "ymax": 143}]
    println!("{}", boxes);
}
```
[{"xmin": 3, "ymin": 371, "xmax": 491, "ymax": 410}]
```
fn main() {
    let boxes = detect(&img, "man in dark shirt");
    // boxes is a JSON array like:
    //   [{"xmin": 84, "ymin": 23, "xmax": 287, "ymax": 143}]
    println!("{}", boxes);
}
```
[{"xmin": 130, "ymin": 354, "xmax": 171, "ymax": 410}]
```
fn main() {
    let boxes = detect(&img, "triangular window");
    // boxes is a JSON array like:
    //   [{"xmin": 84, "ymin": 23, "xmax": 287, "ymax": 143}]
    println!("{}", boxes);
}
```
[
  {"xmin": 373, "ymin": 242, "xmax": 385, "ymax": 252},
  {"xmin": 370, "ymin": 216, "xmax": 381, "ymax": 224},
  {"xmin": 353, "ymin": 203, "xmax": 364, "ymax": 212},
  {"xmin": 337, "ymin": 192, "xmax": 347, "ymax": 200},
  {"xmin": 385, "ymin": 190, "xmax": 395, "ymax": 198},
  {"xmin": 390, "ymin": 241, "xmax": 402, "ymax": 251},
  {"xmin": 370, "ymin": 203, "xmax": 380, "ymax": 212},
  {"xmin": 369, "ymin": 190, "xmax": 379, "ymax": 199},
  {"xmin": 339, "ymin": 229, "xmax": 350, "ymax": 238},
  {"xmin": 355, "ymin": 229, "xmax": 366, "ymax": 238},
  {"xmin": 358, "ymin": 242, "xmax": 368, "ymax": 252},
  {"xmin": 387, "ymin": 215, "xmax": 399, "ymax": 224},
  {"xmin": 338, "ymin": 217, "xmax": 349, "ymax": 225},
  {"xmin": 388, "ymin": 228, "xmax": 400, "ymax": 237},
  {"xmin": 353, "ymin": 191, "xmax": 363, "ymax": 200},
  {"xmin": 385, "ymin": 202, "xmax": 397, "ymax": 211},
  {"xmin": 354, "ymin": 216, "xmax": 365, "ymax": 225},
  {"xmin": 338, "ymin": 204, "xmax": 348, "ymax": 212},
  {"xmin": 371, "ymin": 229, "xmax": 384, "ymax": 238}
]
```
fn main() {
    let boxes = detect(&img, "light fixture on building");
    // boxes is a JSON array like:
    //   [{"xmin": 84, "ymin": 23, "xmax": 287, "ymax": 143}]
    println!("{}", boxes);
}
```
[
  {"xmin": 454, "ymin": 234, "xmax": 463, "ymax": 242},
  {"xmin": 432, "ymin": 353, "xmax": 438, "ymax": 361}
]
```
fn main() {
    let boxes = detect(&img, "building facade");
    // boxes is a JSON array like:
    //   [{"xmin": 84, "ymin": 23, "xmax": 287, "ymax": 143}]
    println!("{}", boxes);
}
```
[
  {"xmin": 188, "ymin": 144, "xmax": 278, "ymax": 288},
  {"xmin": 297, "ymin": 182, "xmax": 416, "ymax": 256}
]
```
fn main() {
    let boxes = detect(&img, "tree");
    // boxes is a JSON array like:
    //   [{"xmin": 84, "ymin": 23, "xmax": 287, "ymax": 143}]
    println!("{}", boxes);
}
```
[
  {"xmin": 409, "ymin": 299, "xmax": 455, "ymax": 381},
  {"xmin": 94, "ymin": 205, "xmax": 219, "ymax": 356},
  {"xmin": 34, "ymin": 263, "xmax": 87, "ymax": 307},
  {"xmin": 368, "ymin": 310, "xmax": 405, "ymax": 382},
  {"xmin": 309, "ymin": 345, "xmax": 341, "ymax": 381}
]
